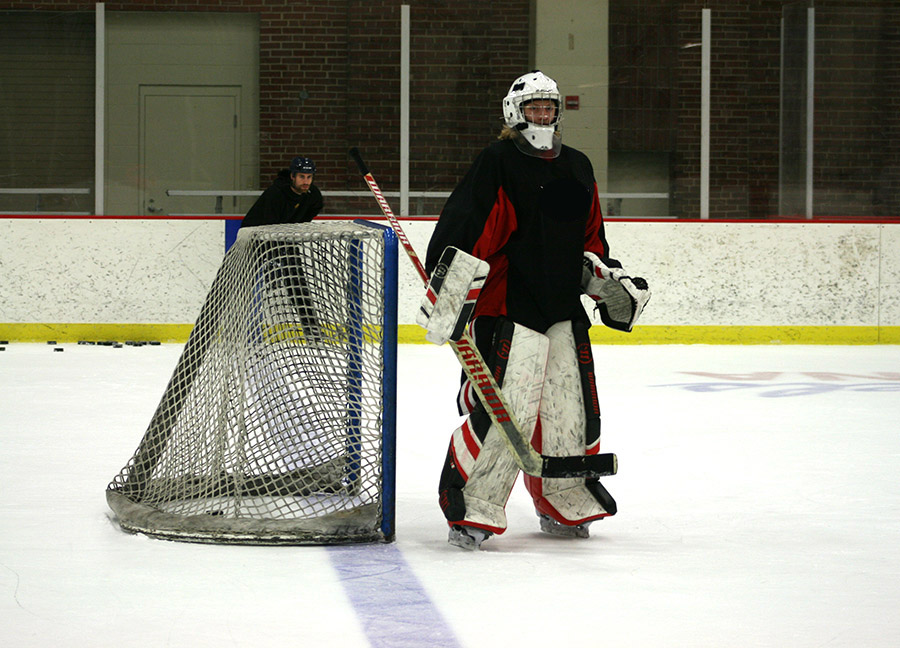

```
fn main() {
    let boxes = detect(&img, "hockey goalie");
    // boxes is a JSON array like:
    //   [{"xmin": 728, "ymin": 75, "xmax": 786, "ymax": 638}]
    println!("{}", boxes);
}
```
[{"xmin": 419, "ymin": 70, "xmax": 650, "ymax": 550}]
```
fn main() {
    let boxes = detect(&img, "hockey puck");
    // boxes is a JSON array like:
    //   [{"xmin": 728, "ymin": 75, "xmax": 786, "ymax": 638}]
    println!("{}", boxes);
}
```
[{"xmin": 53, "ymin": 347, "xmax": 64, "ymax": 352}]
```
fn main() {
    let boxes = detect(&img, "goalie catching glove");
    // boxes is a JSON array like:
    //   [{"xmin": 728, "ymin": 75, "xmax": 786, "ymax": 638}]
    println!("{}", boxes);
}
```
[
  {"xmin": 582, "ymin": 251, "xmax": 650, "ymax": 332},
  {"xmin": 417, "ymin": 247, "xmax": 490, "ymax": 345}
]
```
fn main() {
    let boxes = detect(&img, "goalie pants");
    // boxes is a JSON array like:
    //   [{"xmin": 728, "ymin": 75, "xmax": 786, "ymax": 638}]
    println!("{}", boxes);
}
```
[{"xmin": 438, "ymin": 317, "xmax": 615, "ymax": 534}]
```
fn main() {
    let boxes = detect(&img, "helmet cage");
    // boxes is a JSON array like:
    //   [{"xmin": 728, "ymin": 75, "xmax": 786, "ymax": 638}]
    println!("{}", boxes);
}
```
[
  {"xmin": 502, "ymin": 71, "xmax": 563, "ymax": 152},
  {"xmin": 504, "ymin": 91, "xmax": 562, "ymax": 131}
]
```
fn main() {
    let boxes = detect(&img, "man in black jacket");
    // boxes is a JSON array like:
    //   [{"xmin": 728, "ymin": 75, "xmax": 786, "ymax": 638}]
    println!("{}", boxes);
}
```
[
  {"xmin": 241, "ymin": 156, "xmax": 324, "ymax": 341},
  {"xmin": 241, "ymin": 156, "xmax": 323, "ymax": 228}
]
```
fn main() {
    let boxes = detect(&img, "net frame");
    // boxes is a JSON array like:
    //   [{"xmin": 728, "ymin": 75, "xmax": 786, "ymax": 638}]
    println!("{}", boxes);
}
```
[{"xmin": 107, "ymin": 220, "xmax": 397, "ymax": 544}]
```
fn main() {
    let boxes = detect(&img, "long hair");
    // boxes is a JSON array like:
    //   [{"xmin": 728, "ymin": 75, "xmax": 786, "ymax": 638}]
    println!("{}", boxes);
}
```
[{"xmin": 498, "ymin": 125, "xmax": 517, "ymax": 140}]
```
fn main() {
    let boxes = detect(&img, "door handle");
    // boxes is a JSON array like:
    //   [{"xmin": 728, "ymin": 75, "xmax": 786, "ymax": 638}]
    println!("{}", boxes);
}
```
[{"xmin": 147, "ymin": 198, "xmax": 164, "ymax": 213}]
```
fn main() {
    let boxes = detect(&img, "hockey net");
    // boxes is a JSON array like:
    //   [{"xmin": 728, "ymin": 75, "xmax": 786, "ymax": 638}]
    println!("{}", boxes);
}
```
[{"xmin": 107, "ymin": 221, "xmax": 397, "ymax": 544}]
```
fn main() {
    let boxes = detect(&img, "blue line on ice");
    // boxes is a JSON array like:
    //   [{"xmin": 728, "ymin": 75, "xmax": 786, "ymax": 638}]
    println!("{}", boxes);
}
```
[{"xmin": 327, "ymin": 544, "xmax": 462, "ymax": 647}]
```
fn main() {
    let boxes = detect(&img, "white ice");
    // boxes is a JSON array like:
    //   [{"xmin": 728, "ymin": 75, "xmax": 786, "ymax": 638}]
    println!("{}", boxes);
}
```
[{"xmin": 2, "ymin": 342, "xmax": 899, "ymax": 647}]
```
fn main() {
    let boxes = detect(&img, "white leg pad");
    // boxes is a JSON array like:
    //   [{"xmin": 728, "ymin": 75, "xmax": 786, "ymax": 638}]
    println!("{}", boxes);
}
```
[
  {"xmin": 531, "ymin": 321, "xmax": 611, "ymax": 522},
  {"xmin": 455, "ymin": 323, "xmax": 550, "ymax": 531}
]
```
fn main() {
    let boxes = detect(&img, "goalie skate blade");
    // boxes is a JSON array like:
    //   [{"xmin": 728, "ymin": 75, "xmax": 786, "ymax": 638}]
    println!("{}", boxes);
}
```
[
  {"xmin": 541, "ymin": 452, "xmax": 617, "ymax": 479},
  {"xmin": 448, "ymin": 525, "xmax": 492, "ymax": 551},
  {"xmin": 538, "ymin": 514, "xmax": 591, "ymax": 539}
]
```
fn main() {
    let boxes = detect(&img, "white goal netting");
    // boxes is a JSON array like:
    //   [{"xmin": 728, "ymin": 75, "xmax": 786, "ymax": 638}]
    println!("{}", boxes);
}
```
[{"xmin": 107, "ymin": 221, "xmax": 397, "ymax": 544}]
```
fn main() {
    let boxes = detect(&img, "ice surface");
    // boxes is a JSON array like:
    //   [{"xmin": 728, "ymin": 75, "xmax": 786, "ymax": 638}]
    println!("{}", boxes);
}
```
[{"xmin": 2, "ymin": 342, "xmax": 899, "ymax": 647}]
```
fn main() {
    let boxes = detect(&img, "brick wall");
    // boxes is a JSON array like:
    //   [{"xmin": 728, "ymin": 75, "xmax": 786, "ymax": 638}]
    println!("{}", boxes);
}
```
[
  {"xmin": 5, "ymin": 0, "xmax": 896, "ymax": 219},
  {"xmin": 340, "ymin": 1, "xmax": 530, "ymax": 211},
  {"xmin": 1, "ymin": 0, "xmax": 529, "ymax": 207}
]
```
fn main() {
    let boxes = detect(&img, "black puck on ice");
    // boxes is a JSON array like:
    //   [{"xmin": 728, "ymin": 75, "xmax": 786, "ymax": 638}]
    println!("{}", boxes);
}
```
[{"xmin": 53, "ymin": 347, "xmax": 64, "ymax": 352}]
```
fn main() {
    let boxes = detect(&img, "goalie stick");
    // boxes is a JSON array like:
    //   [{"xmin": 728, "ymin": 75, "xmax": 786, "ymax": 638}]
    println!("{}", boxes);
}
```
[{"xmin": 349, "ymin": 147, "xmax": 617, "ymax": 480}]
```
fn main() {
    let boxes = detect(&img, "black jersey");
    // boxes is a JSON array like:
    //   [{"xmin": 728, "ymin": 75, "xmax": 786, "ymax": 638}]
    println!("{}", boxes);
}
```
[
  {"xmin": 240, "ymin": 169, "xmax": 323, "ymax": 228},
  {"xmin": 425, "ymin": 139, "xmax": 610, "ymax": 333}
]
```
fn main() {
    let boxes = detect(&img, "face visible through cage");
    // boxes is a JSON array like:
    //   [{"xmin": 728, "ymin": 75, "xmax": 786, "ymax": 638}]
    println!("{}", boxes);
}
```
[{"xmin": 522, "ymin": 97, "xmax": 559, "ymax": 126}]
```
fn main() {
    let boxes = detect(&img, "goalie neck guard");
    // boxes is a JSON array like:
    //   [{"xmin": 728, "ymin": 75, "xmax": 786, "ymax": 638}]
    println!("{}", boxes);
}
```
[{"xmin": 502, "ymin": 70, "xmax": 562, "ymax": 157}]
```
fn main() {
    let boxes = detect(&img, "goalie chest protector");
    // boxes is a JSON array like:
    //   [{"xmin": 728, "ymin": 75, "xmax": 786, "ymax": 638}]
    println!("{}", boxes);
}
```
[{"xmin": 426, "ymin": 139, "xmax": 610, "ymax": 334}]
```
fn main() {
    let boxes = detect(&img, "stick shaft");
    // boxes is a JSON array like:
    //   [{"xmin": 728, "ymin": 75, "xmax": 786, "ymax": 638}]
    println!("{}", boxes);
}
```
[{"xmin": 349, "ymin": 148, "xmax": 428, "ymax": 283}]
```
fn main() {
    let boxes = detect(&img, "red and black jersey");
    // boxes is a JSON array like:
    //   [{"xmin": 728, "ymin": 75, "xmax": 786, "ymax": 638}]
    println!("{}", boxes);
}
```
[{"xmin": 425, "ymin": 139, "xmax": 609, "ymax": 333}]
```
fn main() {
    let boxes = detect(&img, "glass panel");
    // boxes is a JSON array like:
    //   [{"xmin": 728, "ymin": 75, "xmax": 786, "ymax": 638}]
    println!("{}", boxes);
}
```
[
  {"xmin": 608, "ymin": 2, "xmax": 899, "ymax": 220},
  {"xmin": 0, "ymin": 11, "xmax": 94, "ymax": 214},
  {"xmin": 779, "ymin": 3, "xmax": 810, "ymax": 218},
  {"xmin": 608, "ymin": 2, "xmax": 677, "ymax": 218},
  {"xmin": 813, "ymin": 4, "xmax": 897, "ymax": 218}
]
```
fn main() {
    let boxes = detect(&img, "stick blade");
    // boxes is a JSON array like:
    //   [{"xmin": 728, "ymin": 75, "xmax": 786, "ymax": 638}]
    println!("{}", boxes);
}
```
[{"xmin": 541, "ymin": 453, "xmax": 617, "ymax": 479}]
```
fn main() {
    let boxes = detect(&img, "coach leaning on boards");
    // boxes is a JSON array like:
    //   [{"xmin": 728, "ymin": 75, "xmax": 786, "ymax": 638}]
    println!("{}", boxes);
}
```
[{"xmin": 240, "ymin": 156, "xmax": 324, "ymax": 228}]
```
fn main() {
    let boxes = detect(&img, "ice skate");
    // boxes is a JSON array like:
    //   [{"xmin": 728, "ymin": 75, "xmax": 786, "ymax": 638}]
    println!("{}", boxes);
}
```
[
  {"xmin": 448, "ymin": 525, "xmax": 492, "ymax": 550},
  {"xmin": 537, "ymin": 513, "xmax": 591, "ymax": 539}
]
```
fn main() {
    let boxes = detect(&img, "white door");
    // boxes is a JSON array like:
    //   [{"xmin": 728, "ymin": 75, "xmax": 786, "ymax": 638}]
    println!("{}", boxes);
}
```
[{"xmin": 139, "ymin": 85, "xmax": 239, "ymax": 215}]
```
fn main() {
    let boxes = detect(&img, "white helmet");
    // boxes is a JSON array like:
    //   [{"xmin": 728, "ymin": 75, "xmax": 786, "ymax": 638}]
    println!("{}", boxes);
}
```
[{"xmin": 502, "ymin": 70, "xmax": 562, "ymax": 153}]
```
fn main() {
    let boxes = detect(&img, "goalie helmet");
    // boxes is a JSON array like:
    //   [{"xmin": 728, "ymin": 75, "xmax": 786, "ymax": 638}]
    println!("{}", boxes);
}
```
[{"xmin": 502, "ymin": 70, "xmax": 562, "ymax": 153}]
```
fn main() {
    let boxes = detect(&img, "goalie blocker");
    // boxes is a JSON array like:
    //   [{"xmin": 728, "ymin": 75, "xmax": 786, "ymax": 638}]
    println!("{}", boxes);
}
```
[{"xmin": 416, "ymin": 246, "xmax": 489, "ymax": 346}]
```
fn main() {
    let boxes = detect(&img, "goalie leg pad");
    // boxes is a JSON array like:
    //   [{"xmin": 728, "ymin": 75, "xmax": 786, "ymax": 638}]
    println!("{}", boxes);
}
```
[
  {"xmin": 454, "ymin": 316, "xmax": 497, "ymax": 416},
  {"xmin": 524, "ymin": 321, "xmax": 616, "ymax": 524},
  {"xmin": 568, "ymin": 318, "xmax": 602, "ymax": 456},
  {"xmin": 416, "ymin": 247, "xmax": 489, "ymax": 345},
  {"xmin": 438, "ymin": 319, "xmax": 550, "ymax": 533}
]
